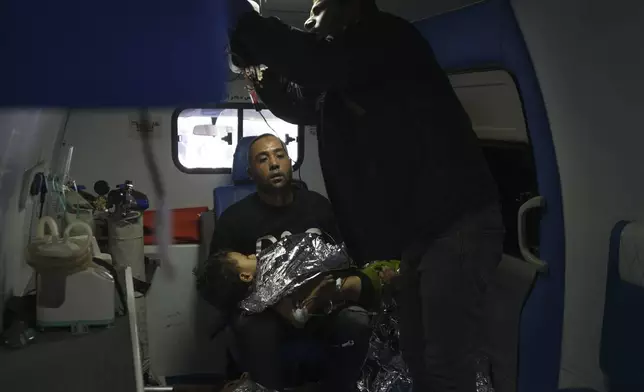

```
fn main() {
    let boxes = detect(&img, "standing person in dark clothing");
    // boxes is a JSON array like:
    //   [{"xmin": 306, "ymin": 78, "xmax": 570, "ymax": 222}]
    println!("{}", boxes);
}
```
[{"xmin": 226, "ymin": 1, "xmax": 505, "ymax": 391}]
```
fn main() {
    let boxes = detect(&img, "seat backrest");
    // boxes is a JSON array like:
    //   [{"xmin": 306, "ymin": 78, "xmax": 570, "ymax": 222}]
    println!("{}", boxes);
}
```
[
  {"xmin": 481, "ymin": 254, "xmax": 539, "ymax": 392},
  {"xmin": 213, "ymin": 137, "xmax": 257, "ymax": 219},
  {"xmin": 600, "ymin": 221, "xmax": 644, "ymax": 391}
]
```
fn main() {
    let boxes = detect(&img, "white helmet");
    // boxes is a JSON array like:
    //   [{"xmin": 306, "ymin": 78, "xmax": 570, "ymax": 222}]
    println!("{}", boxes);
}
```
[{"xmin": 248, "ymin": 0, "xmax": 260, "ymax": 13}]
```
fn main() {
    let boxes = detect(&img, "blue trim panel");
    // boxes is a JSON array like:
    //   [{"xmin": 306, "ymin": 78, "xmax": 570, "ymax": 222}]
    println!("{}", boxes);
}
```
[
  {"xmin": 0, "ymin": 0, "xmax": 227, "ymax": 106},
  {"xmin": 414, "ymin": 1, "xmax": 566, "ymax": 391}
]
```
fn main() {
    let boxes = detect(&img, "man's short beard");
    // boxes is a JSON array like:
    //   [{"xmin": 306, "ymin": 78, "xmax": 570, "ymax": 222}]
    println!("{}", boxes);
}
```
[{"xmin": 258, "ymin": 175, "xmax": 292, "ymax": 194}]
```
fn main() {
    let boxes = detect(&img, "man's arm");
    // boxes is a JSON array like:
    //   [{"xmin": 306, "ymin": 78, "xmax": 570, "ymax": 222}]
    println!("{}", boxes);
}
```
[
  {"xmin": 274, "ymin": 272, "xmax": 375, "ymax": 326},
  {"xmin": 273, "ymin": 276, "xmax": 334, "ymax": 328},
  {"xmin": 301, "ymin": 274, "xmax": 372, "ymax": 311},
  {"xmin": 334, "ymin": 276, "xmax": 362, "ymax": 303},
  {"xmin": 231, "ymin": 12, "xmax": 396, "ymax": 90},
  {"xmin": 208, "ymin": 212, "xmax": 238, "ymax": 256},
  {"xmin": 231, "ymin": 33, "xmax": 319, "ymax": 125}
]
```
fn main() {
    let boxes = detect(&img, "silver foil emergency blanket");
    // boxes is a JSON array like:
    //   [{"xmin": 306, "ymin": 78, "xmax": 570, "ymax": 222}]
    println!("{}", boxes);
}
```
[
  {"xmin": 233, "ymin": 241, "xmax": 494, "ymax": 392},
  {"xmin": 356, "ymin": 280, "xmax": 412, "ymax": 392},
  {"xmin": 240, "ymin": 232, "xmax": 352, "ymax": 314}
]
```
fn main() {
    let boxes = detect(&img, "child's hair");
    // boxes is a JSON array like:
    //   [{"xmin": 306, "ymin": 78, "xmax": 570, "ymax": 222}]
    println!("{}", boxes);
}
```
[{"xmin": 194, "ymin": 250, "xmax": 252, "ymax": 312}]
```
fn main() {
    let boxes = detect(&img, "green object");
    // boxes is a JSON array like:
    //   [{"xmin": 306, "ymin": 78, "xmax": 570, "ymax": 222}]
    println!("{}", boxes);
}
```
[{"xmin": 360, "ymin": 259, "xmax": 401, "ymax": 297}]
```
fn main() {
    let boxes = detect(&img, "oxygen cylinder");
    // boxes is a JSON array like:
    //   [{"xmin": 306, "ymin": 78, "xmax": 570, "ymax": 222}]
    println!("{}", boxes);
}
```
[{"xmin": 107, "ymin": 210, "xmax": 149, "ymax": 372}]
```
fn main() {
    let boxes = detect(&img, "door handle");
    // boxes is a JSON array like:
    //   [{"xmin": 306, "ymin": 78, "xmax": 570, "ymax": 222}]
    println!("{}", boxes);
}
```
[{"xmin": 517, "ymin": 196, "xmax": 548, "ymax": 273}]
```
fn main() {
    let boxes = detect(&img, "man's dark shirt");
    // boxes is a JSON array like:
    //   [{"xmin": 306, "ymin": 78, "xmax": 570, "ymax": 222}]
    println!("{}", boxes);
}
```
[
  {"xmin": 210, "ymin": 188, "xmax": 341, "ymax": 256},
  {"xmin": 230, "ymin": 9, "xmax": 499, "ymax": 264}
]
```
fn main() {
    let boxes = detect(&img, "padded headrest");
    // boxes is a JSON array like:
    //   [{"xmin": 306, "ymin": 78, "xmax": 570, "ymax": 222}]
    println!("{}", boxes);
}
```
[
  {"xmin": 618, "ymin": 222, "xmax": 644, "ymax": 287},
  {"xmin": 601, "ymin": 220, "xmax": 644, "ymax": 390},
  {"xmin": 232, "ymin": 137, "xmax": 256, "ymax": 184}
]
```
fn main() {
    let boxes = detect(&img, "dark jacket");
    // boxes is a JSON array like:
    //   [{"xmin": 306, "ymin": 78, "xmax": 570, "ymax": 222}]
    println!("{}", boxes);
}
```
[{"xmin": 230, "ymin": 9, "xmax": 499, "ymax": 264}]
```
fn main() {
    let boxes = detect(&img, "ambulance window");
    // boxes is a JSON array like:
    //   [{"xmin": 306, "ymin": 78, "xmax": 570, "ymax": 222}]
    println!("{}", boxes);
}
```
[
  {"xmin": 448, "ymin": 70, "xmax": 528, "ymax": 142},
  {"xmin": 241, "ymin": 109, "xmax": 300, "ymax": 165},
  {"xmin": 171, "ymin": 107, "xmax": 304, "ymax": 173}
]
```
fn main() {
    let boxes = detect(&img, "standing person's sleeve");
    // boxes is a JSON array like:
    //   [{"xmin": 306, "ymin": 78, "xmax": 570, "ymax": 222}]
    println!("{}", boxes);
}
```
[
  {"xmin": 252, "ymin": 69, "xmax": 320, "ymax": 126},
  {"xmin": 229, "ymin": 12, "xmax": 395, "ymax": 90},
  {"xmin": 316, "ymin": 194, "xmax": 343, "ymax": 245}
]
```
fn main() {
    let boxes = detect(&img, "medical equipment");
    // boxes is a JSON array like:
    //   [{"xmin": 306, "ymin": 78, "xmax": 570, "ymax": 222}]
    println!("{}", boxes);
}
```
[
  {"xmin": 64, "ymin": 186, "xmax": 96, "ymax": 236},
  {"xmin": 105, "ymin": 177, "xmax": 151, "ymax": 374},
  {"xmin": 27, "ymin": 217, "xmax": 115, "ymax": 332},
  {"xmin": 138, "ymin": 109, "xmax": 172, "ymax": 269},
  {"xmin": 107, "ymin": 180, "xmax": 150, "ymax": 217},
  {"xmin": 109, "ymin": 181, "xmax": 139, "ymax": 217},
  {"xmin": 0, "ymin": 267, "xmax": 145, "ymax": 392}
]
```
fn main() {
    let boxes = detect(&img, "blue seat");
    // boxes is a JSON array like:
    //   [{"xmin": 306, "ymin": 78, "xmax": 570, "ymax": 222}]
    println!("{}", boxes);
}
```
[
  {"xmin": 600, "ymin": 221, "xmax": 644, "ymax": 391},
  {"xmin": 559, "ymin": 389, "xmax": 596, "ymax": 392},
  {"xmin": 213, "ymin": 137, "xmax": 257, "ymax": 220},
  {"xmin": 560, "ymin": 220, "xmax": 644, "ymax": 392}
]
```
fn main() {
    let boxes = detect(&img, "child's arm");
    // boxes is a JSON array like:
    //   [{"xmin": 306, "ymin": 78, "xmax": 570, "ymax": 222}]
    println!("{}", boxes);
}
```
[
  {"xmin": 274, "ymin": 275, "xmax": 336, "ymax": 327},
  {"xmin": 273, "ymin": 270, "xmax": 382, "ymax": 326},
  {"xmin": 334, "ymin": 276, "xmax": 362, "ymax": 302}
]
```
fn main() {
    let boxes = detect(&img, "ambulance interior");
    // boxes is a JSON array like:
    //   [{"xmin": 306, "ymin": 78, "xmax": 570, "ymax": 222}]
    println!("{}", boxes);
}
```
[{"xmin": 1, "ymin": 0, "xmax": 644, "ymax": 391}]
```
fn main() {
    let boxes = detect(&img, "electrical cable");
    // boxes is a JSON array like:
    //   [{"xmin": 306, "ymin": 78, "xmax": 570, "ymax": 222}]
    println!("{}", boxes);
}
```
[
  {"xmin": 139, "ymin": 110, "xmax": 165, "ymax": 200},
  {"xmin": 138, "ymin": 109, "xmax": 172, "ymax": 266}
]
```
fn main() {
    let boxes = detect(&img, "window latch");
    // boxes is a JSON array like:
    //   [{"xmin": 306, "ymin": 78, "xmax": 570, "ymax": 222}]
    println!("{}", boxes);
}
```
[
  {"xmin": 285, "ymin": 133, "xmax": 296, "ymax": 146},
  {"xmin": 221, "ymin": 132, "xmax": 233, "ymax": 146}
]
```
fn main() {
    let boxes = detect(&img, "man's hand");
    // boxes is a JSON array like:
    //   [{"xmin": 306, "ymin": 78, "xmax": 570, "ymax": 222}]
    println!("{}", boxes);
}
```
[
  {"xmin": 301, "ymin": 275, "xmax": 336, "ymax": 312},
  {"xmin": 309, "ymin": 275, "xmax": 337, "ymax": 302}
]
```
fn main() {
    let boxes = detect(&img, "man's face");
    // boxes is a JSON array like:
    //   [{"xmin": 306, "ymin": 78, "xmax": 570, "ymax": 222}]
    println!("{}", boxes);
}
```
[
  {"xmin": 304, "ymin": 0, "xmax": 350, "ymax": 37},
  {"xmin": 249, "ymin": 135, "xmax": 293, "ymax": 191}
]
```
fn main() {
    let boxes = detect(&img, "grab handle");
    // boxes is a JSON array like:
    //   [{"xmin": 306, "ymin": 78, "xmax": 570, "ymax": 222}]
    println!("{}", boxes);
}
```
[
  {"xmin": 63, "ymin": 220, "xmax": 94, "ymax": 252},
  {"xmin": 517, "ymin": 196, "xmax": 548, "ymax": 273},
  {"xmin": 36, "ymin": 216, "xmax": 60, "ymax": 239}
]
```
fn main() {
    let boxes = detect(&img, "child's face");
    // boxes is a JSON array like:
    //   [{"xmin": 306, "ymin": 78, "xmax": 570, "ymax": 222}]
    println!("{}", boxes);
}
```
[{"xmin": 229, "ymin": 252, "xmax": 257, "ymax": 283}]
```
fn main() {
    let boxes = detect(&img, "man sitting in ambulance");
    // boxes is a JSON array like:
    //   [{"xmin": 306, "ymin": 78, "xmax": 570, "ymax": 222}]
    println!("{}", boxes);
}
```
[{"xmin": 204, "ymin": 133, "xmax": 376, "ymax": 391}]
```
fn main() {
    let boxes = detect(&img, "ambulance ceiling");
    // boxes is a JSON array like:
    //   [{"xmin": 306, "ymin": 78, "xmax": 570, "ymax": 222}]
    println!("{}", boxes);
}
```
[{"xmin": 261, "ymin": 0, "xmax": 483, "ymax": 22}]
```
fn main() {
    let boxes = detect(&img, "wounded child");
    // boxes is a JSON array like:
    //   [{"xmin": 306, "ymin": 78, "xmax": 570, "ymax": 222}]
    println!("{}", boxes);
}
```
[{"xmin": 195, "ymin": 233, "xmax": 399, "ymax": 392}]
